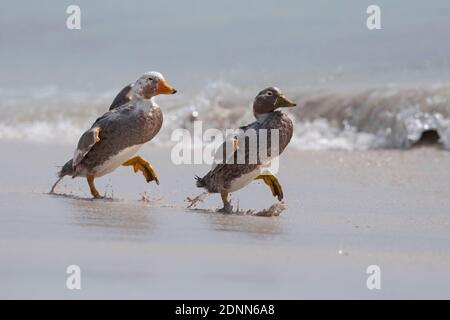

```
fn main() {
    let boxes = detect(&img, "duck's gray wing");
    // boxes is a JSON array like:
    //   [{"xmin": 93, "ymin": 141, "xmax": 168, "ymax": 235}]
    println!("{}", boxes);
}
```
[
  {"xmin": 109, "ymin": 83, "xmax": 133, "ymax": 110},
  {"xmin": 72, "ymin": 104, "xmax": 134, "ymax": 168},
  {"xmin": 239, "ymin": 121, "xmax": 257, "ymax": 131},
  {"xmin": 211, "ymin": 121, "xmax": 258, "ymax": 167},
  {"xmin": 73, "ymin": 127, "xmax": 101, "ymax": 167}
]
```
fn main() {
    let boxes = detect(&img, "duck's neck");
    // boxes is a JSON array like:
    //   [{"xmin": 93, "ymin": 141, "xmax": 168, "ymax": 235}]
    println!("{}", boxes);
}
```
[
  {"xmin": 254, "ymin": 111, "xmax": 271, "ymax": 123},
  {"xmin": 133, "ymin": 96, "xmax": 156, "ymax": 111}
]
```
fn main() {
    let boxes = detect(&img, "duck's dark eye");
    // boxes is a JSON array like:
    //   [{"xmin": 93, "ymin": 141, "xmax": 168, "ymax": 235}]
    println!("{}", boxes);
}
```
[
  {"xmin": 148, "ymin": 77, "xmax": 153, "ymax": 81},
  {"xmin": 267, "ymin": 91, "xmax": 273, "ymax": 96}
]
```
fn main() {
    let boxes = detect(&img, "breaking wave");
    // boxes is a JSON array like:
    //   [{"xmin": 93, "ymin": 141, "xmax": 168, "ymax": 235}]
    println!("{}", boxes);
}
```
[{"xmin": 1, "ymin": 82, "xmax": 450, "ymax": 150}]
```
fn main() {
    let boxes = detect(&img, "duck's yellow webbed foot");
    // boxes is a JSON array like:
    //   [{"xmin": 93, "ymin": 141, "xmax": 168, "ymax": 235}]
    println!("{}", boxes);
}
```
[
  {"xmin": 255, "ymin": 174, "xmax": 284, "ymax": 201},
  {"xmin": 122, "ymin": 156, "xmax": 159, "ymax": 185},
  {"xmin": 218, "ymin": 191, "xmax": 233, "ymax": 213},
  {"xmin": 87, "ymin": 175, "xmax": 102, "ymax": 199}
]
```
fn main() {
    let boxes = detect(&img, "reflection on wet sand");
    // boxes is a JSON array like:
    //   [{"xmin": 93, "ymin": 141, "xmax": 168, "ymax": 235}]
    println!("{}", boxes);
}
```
[
  {"xmin": 47, "ymin": 192, "xmax": 116, "ymax": 202},
  {"xmin": 190, "ymin": 208, "xmax": 284, "ymax": 236},
  {"xmin": 61, "ymin": 191, "xmax": 285, "ymax": 239},
  {"xmin": 208, "ymin": 214, "xmax": 283, "ymax": 235},
  {"xmin": 67, "ymin": 198, "xmax": 156, "ymax": 236}
]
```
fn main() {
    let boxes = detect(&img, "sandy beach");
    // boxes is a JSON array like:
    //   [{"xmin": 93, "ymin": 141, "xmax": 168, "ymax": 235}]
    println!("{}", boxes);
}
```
[{"xmin": 1, "ymin": 141, "xmax": 449, "ymax": 299}]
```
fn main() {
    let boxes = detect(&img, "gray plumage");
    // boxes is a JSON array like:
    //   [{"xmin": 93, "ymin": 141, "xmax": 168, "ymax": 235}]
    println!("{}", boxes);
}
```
[
  {"xmin": 58, "ymin": 84, "xmax": 133, "ymax": 178},
  {"xmin": 109, "ymin": 83, "xmax": 133, "ymax": 110},
  {"xmin": 196, "ymin": 111, "xmax": 293, "ymax": 192},
  {"xmin": 51, "ymin": 71, "xmax": 177, "ymax": 198},
  {"xmin": 58, "ymin": 102, "xmax": 162, "ymax": 178},
  {"xmin": 196, "ymin": 87, "xmax": 295, "ymax": 194}
]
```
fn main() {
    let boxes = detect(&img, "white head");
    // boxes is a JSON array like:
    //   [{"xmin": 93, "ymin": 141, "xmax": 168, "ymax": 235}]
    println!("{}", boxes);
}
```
[{"xmin": 131, "ymin": 71, "xmax": 177, "ymax": 99}]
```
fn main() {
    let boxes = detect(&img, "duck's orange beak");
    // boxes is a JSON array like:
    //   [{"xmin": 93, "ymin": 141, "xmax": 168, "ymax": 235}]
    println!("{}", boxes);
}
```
[{"xmin": 155, "ymin": 79, "xmax": 177, "ymax": 95}]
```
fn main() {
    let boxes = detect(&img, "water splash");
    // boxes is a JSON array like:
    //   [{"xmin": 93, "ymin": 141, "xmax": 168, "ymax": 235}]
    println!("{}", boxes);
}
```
[{"xmin": 1, "ymin": 82, "xmax": 450, "ymax": 150}]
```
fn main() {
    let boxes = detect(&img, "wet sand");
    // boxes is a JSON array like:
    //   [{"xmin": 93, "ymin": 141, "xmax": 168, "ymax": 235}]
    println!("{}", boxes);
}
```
[{"xmin": 1, "ymin": 141, "xmax": 450, "ymax": 299}]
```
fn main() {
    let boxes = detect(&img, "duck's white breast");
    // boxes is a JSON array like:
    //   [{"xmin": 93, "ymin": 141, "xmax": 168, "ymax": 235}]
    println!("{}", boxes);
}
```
[
  {"xmin": 227, "ymin": 167, "xmax": 262, "ymax": 192},
  {"xmin": 94, "ymin": 144, "xmax": 142, "ymax": 177}
]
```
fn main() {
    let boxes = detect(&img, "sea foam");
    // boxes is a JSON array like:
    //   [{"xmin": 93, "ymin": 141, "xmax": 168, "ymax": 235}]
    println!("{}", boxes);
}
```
[{"xmin": 1, "ymin": 82, "xmax": 450, "ymax": 150}]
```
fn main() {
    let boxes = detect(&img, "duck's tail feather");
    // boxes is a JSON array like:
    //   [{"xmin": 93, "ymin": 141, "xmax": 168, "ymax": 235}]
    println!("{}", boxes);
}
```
[
  {"xmin": 58, "ymin": 159, "xmax": 74, "ymax": 178},
  {"xmin": 50, "ymin": 159, "xmax": 74, "ymax": 194},
  {"xmin": 195, "ymin": 175, "xmax": 206, "ymax": 188}
]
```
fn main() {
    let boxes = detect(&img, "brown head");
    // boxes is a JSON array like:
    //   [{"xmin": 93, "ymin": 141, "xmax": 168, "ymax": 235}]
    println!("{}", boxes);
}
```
[{"xmin": 253, "ymin": 87, "xmax": 296, "ymax": 119}]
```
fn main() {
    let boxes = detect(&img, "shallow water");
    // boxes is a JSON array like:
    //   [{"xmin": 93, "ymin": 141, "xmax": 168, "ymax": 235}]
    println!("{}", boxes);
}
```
[
  {"xmin": 2, "ymin": 0, "xmax": 450, "ymax": 90},
  {"xmin": 3, "ymin": 83, "xmax": 450, "ymax": 150}
]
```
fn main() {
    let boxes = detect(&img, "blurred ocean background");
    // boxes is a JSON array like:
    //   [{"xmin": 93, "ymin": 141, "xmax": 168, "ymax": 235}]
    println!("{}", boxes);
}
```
[{"xmin": 1, "ymin": 0, "xmax": 450, "ymax": 149}]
